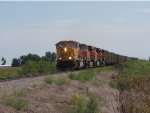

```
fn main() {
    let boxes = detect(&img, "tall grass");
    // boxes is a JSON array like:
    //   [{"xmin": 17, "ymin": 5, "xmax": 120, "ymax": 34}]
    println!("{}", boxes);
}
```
[{"xmin": 111, "ymin": 61, "xmax": 150, "ymax": 113}]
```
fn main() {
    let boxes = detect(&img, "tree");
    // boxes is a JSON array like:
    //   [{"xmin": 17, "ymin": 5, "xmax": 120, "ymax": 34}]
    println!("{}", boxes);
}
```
[
  {"xmin": 41, "ymin": 56, "xmax": 47, "ymax": 61},
  {"xmin": 19, "ymin": 53, "xmax": 41, "ymax": 65},
  {"xmin": 12, "ymin": 58, "xmax": 20, "ymax": 67},
  {"xmin": 20, "ymin": 55, "xmax": 27, "ymax": 65},
  {"xmin": 1, "ymin": 57, "xmax": 6, "ymax": 65},
  {"xmin": 45, "ymin": 51, "xmax": 51, "ymax": 62},
  {"xmin": 51, "ymin": 52, "xmax": 56, "ymax": 62}
]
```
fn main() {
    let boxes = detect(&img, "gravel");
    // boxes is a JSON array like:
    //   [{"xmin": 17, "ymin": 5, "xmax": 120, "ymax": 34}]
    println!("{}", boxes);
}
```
[
  {"xmin": 0, "ymin": 76, "xmax": 44, "ymax": 93},
  {"xmin": 0, "ymin": 72, "xmax": 68, "ymax": 93}
]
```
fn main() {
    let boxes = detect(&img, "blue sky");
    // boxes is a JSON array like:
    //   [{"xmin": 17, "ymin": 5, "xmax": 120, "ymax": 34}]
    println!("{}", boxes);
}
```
[{"xmin": 0, "ymin": 1, "xmax": 150, "ymax": 65}]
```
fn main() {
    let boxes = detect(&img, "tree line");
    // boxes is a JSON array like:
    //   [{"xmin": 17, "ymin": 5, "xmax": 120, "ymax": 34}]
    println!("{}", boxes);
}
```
[{"xmin": 12, "ymin": 51, "xmax": 56, "ymax": 67}]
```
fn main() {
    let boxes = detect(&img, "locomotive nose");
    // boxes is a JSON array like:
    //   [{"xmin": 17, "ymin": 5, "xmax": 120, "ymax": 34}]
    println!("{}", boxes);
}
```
[{"xmin": 57, "ymin": 47, "xmax": 74, "ymax": 61}]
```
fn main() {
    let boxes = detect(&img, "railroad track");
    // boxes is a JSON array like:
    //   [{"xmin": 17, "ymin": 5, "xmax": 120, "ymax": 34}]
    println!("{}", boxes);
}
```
[
  {"xmin": 0, "ymin": 65, "xmax": 115, "ymax": 82},
  {"xmin": 0, "ymin": 70, "xmax": 66, "ymax": 82}
]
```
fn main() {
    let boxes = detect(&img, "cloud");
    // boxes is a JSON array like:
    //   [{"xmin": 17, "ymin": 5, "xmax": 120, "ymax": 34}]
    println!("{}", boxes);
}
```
[{"xmin": 54, "ymin": 19, "xmax": 81, "ymax": 27}]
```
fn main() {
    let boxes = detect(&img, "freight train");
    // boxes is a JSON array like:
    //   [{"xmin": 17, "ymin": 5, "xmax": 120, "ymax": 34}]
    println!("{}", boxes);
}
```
[{"xmin": 56, "ymin": 40, "xmax": 138, "ymax": 70}]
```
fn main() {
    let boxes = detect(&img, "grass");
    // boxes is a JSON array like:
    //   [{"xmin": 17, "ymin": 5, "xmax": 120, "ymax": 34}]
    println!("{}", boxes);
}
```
[
  {"xmin": 111, "ymin": 61, "xmax": 150, "ymax": 113},
  {"xmin": 68, "ymin": 66, "xmax": 115, "ymax": 83},
  {"xmin": 4, "ymin": 90, "xmax": 28, "ymax": 111},
  {"xmin": 69, "ymin": 69, "xmax": 96, "ymax": 82},
  {"xmin": 45, "ymin": 76, "xmax": 69, "ymax": 85}
]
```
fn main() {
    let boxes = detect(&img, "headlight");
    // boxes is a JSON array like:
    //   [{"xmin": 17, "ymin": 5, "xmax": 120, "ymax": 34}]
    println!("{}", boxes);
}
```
[
  {"xmin": 69, "ymin": 57, "xmax": 72, "ymax": 60},
  {"xmin": 64, "ymin": 48, "xmax": 67, "ymax": 52}
]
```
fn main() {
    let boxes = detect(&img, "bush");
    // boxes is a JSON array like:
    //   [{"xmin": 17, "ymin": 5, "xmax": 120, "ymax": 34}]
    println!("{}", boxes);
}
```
[{"xmin": 21, "ymin": 60, "xmax": 56, "ymax": 75}]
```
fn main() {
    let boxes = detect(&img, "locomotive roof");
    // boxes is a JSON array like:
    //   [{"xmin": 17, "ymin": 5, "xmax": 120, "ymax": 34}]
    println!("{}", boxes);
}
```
[{"xmin": 56, "ymin": 40, "xmax": 80, "ymax": 45}]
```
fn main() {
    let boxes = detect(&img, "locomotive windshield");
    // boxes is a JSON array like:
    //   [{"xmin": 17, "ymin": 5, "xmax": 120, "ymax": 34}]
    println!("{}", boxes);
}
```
[{"xmin": 56, "ymin": 41, "xmax": 79, "ymax": 48}]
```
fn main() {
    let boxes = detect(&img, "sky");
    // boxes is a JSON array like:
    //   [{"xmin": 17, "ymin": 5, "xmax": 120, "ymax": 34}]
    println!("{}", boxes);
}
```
[{"xmin": 0, "ymin": 1, "xmax": 150, "ymax": 65}]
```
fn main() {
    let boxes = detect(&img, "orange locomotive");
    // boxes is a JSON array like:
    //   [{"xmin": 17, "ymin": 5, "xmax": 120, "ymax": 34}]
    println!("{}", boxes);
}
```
[{"xmin": 56, "ymin": 40, "xmax": 138, "ymax": 70}]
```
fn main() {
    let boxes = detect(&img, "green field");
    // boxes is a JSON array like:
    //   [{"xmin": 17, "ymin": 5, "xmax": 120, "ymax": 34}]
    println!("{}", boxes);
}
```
[{"xmin": 0, "ymin": 67, "xmax": 21, "ymax": 79}]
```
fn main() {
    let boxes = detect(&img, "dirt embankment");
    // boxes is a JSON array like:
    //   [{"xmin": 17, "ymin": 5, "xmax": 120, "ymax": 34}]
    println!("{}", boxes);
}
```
[{"xmin": 0, "ymin": 70, "xmax": 119, "ymax": 113}]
